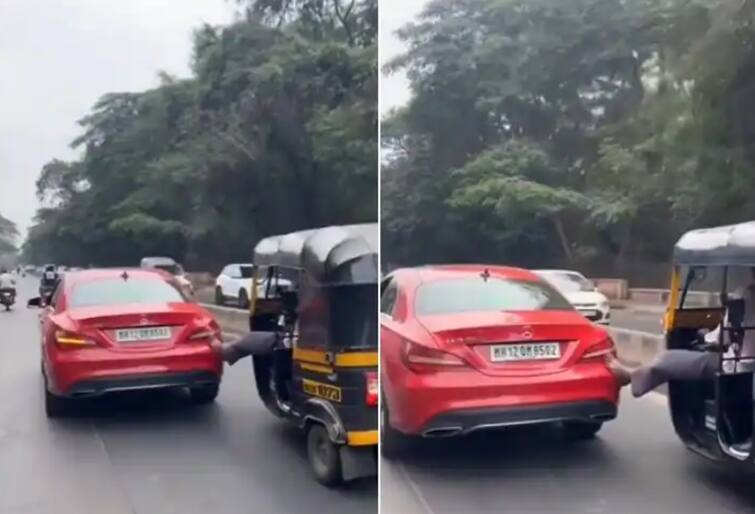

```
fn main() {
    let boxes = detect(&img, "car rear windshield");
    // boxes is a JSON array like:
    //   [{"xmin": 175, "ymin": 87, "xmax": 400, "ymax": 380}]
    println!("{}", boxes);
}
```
[
  {"xmin": 70, "ymin": 278, "xmax": 185, "ymax": 307},
  {"xmin": 415, "ymin": 277, "xmax": 573, "ymax": 315},
  {"xmin": 239, "ymin": 265, "xmax": 254, "ymax": 279}
]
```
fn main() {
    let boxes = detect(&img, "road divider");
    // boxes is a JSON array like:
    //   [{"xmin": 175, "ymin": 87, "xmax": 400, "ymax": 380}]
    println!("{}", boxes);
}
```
[
  {"xmin": 609, "ymin": 327, "xmax": 664, "ymax": 365},
  {"xmin": 202, "ymin": 302, "xmax": 667, "ymax": 368},
  {"xmin": 202, "ymin": 303, "xmax": 248, "ymax": 336}
]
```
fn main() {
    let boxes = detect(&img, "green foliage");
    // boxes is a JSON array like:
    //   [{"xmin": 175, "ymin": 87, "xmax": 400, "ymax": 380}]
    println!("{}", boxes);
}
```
[
  {"xmin": 0, "ymin": 213, "xmax": 17, "ymax": 254},
  {"xmin": 23, "ymin": 1, "xmax": 376, "ymax": 269},
  {"xmin": 382, "ymin": 0, "xmax": 755, "ymax": 272}
]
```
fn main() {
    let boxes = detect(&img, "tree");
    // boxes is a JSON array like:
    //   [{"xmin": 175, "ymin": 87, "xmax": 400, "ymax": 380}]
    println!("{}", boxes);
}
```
[
  {"xmin": 0, "ymin": 213, "xmax": 17, "ymax": 254},
  {"xmin": 381, "ymin": 0, "xmax": 755, "ymax": 280},
  {"xmin": 24, "ymin": 0, "xmax": 377, "ymax": 270}
]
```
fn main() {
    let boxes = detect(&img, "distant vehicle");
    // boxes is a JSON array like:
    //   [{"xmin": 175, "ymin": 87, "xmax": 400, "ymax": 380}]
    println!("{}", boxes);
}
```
[
  {"xmin": 140, "ymin": 257, "xmax": 194, "ymax": 296},
  {"xmin": 534, "ymin": 269, "xmax": 610, "ymax": 325},
  {"xmin": 380, "ymin": 265, "xmax": 619, "ymax": 459},
  {"xmin": 214, "ymin": 263, "xmax": 292, "ymax": 308},
  {"xmin": 0, "ymin": 289, "xmax": 14, "ymax": 311},
  {"xmin": 29, "ymin": 268, "xmax": 222, "ymax": 417}
]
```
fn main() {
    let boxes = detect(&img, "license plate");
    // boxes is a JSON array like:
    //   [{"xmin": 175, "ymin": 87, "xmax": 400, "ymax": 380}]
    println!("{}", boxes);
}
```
[
  {"xmin": 302, "ymin": 379, "xmax": 342, "ymax": 402},
  {"xmin": 115, "ymin": 326, "xmax": 171, "ymax": 343},
  {"xmin": 490, "ymin": 342, "xmax": 561, "ymax": 362}
]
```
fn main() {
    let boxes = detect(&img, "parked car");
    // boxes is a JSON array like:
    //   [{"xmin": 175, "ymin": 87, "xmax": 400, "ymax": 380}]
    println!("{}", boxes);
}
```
[
  {"xmin": 214, "ymin": 263, "xmax": 293, "ymax": 308},
  {"xmin": 140, "ymin": 256, "xmax": 194, "ymax": 297},
  {"xmin": 533, "ymin": 269, "xmax": 610, "ymax": 325},
  {"xmin": 30, "ymin": 268, "xmax": 223, "ymax": 417},
  {"xmin": 380, "ymin": 265, "xmax": 619, "ymax": 458}
]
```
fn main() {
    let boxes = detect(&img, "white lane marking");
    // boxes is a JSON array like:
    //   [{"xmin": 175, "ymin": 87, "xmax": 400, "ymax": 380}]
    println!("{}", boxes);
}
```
[{"xmin": 398, "ymin": 462, "xmax": 437, "ymax": 514}]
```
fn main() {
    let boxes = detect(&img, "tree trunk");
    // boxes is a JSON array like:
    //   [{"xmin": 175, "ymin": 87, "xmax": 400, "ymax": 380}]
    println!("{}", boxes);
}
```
[
  {"xmin": 616, "ymin": 223, "xmax": 632, "ymax": 274},
  {"xmin": 552, "ymin": 217, "xmax": 573, "ymax": 263}
]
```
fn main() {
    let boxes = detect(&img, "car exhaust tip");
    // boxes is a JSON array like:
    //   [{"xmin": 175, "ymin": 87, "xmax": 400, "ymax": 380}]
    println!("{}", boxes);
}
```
[{"xmin": 422, "ymin": 427, "xmax": 463, "ymax": 438}]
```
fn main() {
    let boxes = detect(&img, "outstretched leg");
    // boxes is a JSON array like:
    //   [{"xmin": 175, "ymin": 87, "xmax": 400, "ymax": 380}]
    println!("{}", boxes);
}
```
[{"xmin": 609, "ymin": 350, "xmax": 718, "ymax": 397}]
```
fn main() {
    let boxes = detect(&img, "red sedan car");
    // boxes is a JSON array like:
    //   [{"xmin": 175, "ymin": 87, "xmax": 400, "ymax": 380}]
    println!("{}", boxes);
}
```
[
  {"xmin": 380, "ymin": 265, "xmax": 619, "ymax": 457},
  {"xmin": 34, "ymin": 268, "xmax": 223, "ymax": 417}
]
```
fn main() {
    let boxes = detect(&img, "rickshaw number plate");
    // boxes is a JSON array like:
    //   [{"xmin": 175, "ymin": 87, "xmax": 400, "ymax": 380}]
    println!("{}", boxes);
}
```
[
  {"xmin": 490, "ymin": 342, "xmax": 560, "ymax": 362},
  {"xmin": 302, "ymin": 379, "xmax": 342, "ymax": 402}
]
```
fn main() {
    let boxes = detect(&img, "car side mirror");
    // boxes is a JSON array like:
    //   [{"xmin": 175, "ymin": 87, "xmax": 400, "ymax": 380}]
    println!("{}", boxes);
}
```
[{"xmin": 27, "ymin": 297, "xmax": 41, "ymax": 308}]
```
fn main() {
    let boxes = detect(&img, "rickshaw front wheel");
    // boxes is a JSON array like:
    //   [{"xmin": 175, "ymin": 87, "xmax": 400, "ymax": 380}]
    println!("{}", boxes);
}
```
[{"xmin": 307, "ymin": 423, "xmax": 343, "ymax": 487}]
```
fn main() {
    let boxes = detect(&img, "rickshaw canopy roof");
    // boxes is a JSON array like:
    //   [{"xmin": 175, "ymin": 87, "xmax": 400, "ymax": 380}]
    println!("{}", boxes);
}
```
[
  {"xmin": 253, "ymin": 223, "xmax": 378, "ymax": 283},
  {"xmin": 673, "ymin": 221, "xmax": 755, "ymax": 266}
]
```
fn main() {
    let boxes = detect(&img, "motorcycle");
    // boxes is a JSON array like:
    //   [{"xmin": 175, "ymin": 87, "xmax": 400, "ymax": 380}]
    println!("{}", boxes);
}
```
[
  {"xmin": 0, "ymin": 290, "xmax": 15, "ymax": 311},
  {"xmin": 39, "ymin": 287, "xmax": 54, "ymax": 307}
]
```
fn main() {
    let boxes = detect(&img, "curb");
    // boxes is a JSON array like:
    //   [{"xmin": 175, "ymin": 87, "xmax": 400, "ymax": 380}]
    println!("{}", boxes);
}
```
[
  {"xmin": 201, "ymin": 303, "xmax": 249, "ymax": 334},
  {"xmin": 201, "ymin": 303, "xmax": 668, "ymax": 367}
]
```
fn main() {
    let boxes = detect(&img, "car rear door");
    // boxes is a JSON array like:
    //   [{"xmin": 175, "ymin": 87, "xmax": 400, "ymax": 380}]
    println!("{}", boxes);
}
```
[{"xmin": 218, "ymin": 266, "xmax": 232, "ymax": 297}]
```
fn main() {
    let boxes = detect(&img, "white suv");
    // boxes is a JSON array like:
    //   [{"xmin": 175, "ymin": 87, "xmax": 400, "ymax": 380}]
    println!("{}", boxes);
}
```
[
  {"xmin": 215, "ymin": 263, "xmax": 256, "ymax": 308},
  {"xmin": 215, "ymin": 264, "xmax": 294, "ymax": 308}
]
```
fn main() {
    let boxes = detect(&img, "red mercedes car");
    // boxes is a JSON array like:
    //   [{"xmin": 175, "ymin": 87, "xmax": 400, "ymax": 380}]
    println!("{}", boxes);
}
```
[
  {"xmin": 380, "ymin": 265, "xmax": 619, "ymax": 457},
  {"xmin": 33, "ymin": 268, "xmax": 223, "ymax": 417}
]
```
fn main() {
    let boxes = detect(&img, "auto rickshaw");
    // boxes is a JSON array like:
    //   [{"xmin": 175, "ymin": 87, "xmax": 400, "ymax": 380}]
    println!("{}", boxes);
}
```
[
  {"xmin": 665, "ymin": 221, "xmax": 755, "ymax": 463},
  {"xmin": 246, "ymin": 223, "xmax": 378, "ymax": 486}
]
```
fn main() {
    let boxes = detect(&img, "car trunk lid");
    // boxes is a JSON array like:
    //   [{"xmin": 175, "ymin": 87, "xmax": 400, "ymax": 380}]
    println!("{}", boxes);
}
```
[{"xmin": 417, "ymin": 310, "xmax": 601, "ymax": 377}]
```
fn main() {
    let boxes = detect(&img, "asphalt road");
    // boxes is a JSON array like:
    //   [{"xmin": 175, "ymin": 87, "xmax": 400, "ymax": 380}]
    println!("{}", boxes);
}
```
[
  {"xmin": 0, "ymin": 276, "xmax": 376, "ymax": 514},
  {"xmin": 611, "ymin": 307, "xmax": 664, "ymax": 335},
  {"xmin": 381, "ymin": 389, "xmax": 755, "ymax": 514}
]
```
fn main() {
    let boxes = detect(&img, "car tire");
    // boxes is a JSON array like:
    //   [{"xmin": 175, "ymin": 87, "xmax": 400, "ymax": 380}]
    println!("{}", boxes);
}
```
[
  {"xmin": 214, "ymin": 287, "xmax": 224, "ymax": 306},
  {"xmin": 563, "ymin": 421, "xmax": 603, "ymax": 440},
  {"xmin": 306, "ymin": 423, "xmax": 343, "ymax": 487},
  {"xmin": 380, "ymin": 395, "xmax": 410, "ymax": 460},
  {"xmin": 190, "ymin": 383, "xmax": 220, "ymax": 404},
  {"xmin": 44, "ymin": 386, "xmax": 68, "ymax": 418},
  {"xmin": 238, "ymin": 289, "xmax": 249, "ymax": 309}
]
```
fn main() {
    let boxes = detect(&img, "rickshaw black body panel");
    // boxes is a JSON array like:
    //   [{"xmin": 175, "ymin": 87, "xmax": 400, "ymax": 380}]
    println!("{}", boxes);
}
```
[{"xmin": 249, "ymin": 223, "xmax": 379, "ymax": 484}]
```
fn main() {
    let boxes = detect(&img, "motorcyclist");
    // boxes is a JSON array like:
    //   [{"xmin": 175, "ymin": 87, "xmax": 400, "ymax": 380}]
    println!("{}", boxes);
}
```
[
  {"xmin": 39, "ymin": 265, "xmax": 60, "ymax": 303},
  {"xmin": 0, "ymin": 267, "xmax": 17, "ymax": 304}
]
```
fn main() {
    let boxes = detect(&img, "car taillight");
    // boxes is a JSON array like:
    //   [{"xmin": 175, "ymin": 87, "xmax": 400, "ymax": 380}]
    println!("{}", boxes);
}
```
[
  {"xmin": 54, "ymin": 329, "xmax": 95, "ymax": 348},
  {"xmin": 188, "ymin": 326, "xmax": 221, "ymax": 342},
  {"xmin": 401, "ymin": 340, "xmax": 467, "ymax": 373},
  {"xmin": 365, "ymin": 371, "xmax": 378, "ymax": 407},
  {"xmin": 581, "ymin": 337, "xmax": 616, "ymax": 361}
]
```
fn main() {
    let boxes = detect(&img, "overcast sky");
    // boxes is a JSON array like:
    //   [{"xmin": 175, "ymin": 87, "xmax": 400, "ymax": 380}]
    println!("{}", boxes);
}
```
[
  {"xmin": 1, "ymin": 0, "xmax": 427, "ymax": 242},
  {"xmin": 380, "ymin": 0, "xmax": 428, "ymax": 116},
  {"xmin": 0, "ymin": 0, "xmax": 237, "ymax": 240}
]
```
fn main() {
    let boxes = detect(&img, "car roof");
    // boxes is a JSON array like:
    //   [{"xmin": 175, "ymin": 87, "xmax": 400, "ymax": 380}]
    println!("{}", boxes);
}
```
[{"xmin": 391, "ymin": 264, "xmax": 542, "ymax": 283}]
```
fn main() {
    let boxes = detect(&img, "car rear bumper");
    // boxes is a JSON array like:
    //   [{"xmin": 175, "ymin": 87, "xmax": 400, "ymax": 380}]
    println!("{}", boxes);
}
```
[
  {"xmin": 420, "ymin": 400, "xmax": 617, "ymax": 437},
  {"xmin": 64, "ymin": 371, "xmax": 219, "ymax": 398},
  {"xmin": 46, "ymin": 345, "xmax": 222, "ymax": 396},
  {"xmin": 387, "ymin": 363, "xmax": 619, "ymax": 435}
]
